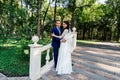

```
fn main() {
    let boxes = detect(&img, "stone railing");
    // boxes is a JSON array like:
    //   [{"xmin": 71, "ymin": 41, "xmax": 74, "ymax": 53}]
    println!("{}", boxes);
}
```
[{"xmin": 29, "ymin": 27, "xmax": 77, "ymax": 80}]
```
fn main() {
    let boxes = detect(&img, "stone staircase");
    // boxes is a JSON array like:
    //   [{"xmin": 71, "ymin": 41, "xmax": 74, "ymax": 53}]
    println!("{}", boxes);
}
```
[
  {"xmin": 1, "ymin": 43, "xmax": 120, "ymax": 80},
  {"xmin": 0, "ymin": 73, "xmax": 30, "ymax": 80},
  {"xmin": 40, "ymin": 43, "xmax": 120, "ymax": 80},
  {"xmin": 0, "ymin": 73, "xmax": 7, "ymax": 80}
]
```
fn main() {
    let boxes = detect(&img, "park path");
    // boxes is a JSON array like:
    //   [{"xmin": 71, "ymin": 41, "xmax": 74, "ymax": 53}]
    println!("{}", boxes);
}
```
[
  {"xmin": 0, "ymin": 42, "xmax": 120, "ymax": 80},
  {"xmin": 41, "ymin": 42, "xmax": 120, "ymax": 80}
]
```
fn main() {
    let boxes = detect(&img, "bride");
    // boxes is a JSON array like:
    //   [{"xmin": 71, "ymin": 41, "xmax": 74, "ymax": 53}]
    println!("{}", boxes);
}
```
[{"xmin": 52, "ymin": 21, "xmax": 74, "ymax": 74}]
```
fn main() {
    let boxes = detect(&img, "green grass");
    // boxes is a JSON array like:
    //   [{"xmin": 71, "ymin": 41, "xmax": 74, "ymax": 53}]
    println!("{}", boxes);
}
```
[
  {"xmin": 77, "ymin": 40, "xmax": 120, "ymax": 47},
  {"xmin": 0, "ymin": 46, "xmax": 29, "ymax": 77},
  {"xmin": 0, "ymin": 38, "xmax": 52, "ymax": 77}
]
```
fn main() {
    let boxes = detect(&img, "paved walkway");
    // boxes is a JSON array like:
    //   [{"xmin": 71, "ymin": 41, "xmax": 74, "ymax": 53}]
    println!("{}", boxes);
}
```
[
  {"xmin": 41, "ymin": 42, "xmax": 120, "ymax": 80},
  {"xmin": 0, "ymin": 42, "xmax": 120, "ymax": 80}
]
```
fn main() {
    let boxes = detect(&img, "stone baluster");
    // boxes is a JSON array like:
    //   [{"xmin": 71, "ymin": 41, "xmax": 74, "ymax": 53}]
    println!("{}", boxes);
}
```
[
  {"xmin": 46, "ymin": 49, "xmax": 50, "ymax": 65},
  {"xmin": 72, "ymin": 27, "xmax": 77, "ymax": 49}
]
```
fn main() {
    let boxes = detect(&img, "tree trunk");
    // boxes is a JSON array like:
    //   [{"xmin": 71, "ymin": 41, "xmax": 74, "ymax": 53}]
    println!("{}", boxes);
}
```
[
  {"xmin": 83, "ymin": 23, "xmax": 86, "ymax": 40},
  {"xmin": 116, "ymin": 9, "xmax": 120, "ymax": 42},
  {"xmin": 10, "ymin": 0, "xmax": 14, "ymax": 36},
  {"xmin": 71, "ymin": 0, "xmax": 76, "ymax": 30},
  {"xmin": 103, "ymin": 28, "xmax": 107, "ymax": 41},
  {"xmin": 43, "ymin": 1, "xmax": 50, "ymax": 27},
  {"xmin": 21, "ymin": 0, "xmax": 23, "ymax": 28},
  {"xmin": 61, "ymin": 15, "xmax": 64, "ymax": 25},
  {"xmin": 37, "ymin": 0, "xmax": 42, "ymax": 37},
  {"xmin": 109, "ymin": 29, "xmax": 112, "ymax": 41},
  {"xmin": 41, "ymin": 1, "xmax": 50, "ymax": 38},
  {"xmin": 54, "ymin": 0, "xmax": 57, "ymax": 22}
]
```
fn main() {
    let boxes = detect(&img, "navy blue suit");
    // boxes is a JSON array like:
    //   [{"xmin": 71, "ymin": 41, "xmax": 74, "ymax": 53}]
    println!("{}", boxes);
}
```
[{"xmin": 51, "ymin": 27, "xmax": 62, "ymax": 68}]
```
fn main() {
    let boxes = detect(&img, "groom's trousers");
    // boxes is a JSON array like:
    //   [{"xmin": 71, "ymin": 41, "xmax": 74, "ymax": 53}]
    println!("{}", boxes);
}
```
[{"xmin": 53, "ymin": 46, "xmax": 59, "ymax": 68}]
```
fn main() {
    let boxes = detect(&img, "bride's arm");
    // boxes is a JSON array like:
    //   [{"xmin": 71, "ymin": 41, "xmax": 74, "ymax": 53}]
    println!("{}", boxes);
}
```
[
  {"xmin": 52, "ymin": 29, "xmax": 68, "ymax": 38},
  {"xmin": 61, "ymin": 33, "xmax": 74, "ymax": 43}
]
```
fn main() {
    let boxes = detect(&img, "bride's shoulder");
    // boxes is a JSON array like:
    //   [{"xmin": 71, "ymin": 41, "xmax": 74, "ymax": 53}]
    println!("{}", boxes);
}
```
[{"xmin": 64, "ymin": 29, "xmax": 69, "ymax": 32}]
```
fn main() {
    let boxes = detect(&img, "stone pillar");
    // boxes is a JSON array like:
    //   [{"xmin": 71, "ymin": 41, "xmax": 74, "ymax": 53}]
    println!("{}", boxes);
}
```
[
  {"xmin": 29, "ymin": 35, "xmax": 42, "ymax": 80},
  {"xmin": 72, "ymin": 27, "xmax": 77, "ymax": 49}
]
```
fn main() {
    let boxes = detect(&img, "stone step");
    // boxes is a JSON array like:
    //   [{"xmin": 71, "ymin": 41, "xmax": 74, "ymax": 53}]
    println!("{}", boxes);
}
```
[
  {"xmin": 67, "ymin": 73, "xmax": 93, "ymax": 80},
  {"xmin": 72, "ymin": 56, "xmax": 120, "ymax": 77},
  {"xmin": 41, "ymin": 68, "xmax": 66, "ymax": 80},
  {"xmin": 40, "ymin": 75, "xmax": 50, "ymax": 80},
  {"xmin": 77, "ymin": 44, "xmax": 120, "ymax": 51},
  {"xmin": 72, "ymin": 57, "xmax": 120, "ymax": 80},
  {"xmin": 7, "ymin": 77, "xmax": 30, "ymax": 80},
  {"xmin": 0, "ymin": 73, "xmax": 8, "ymax": 80},
  {"xmin": 45, "ymin": 68, "xmax": 79, "ymax": 80},
  {"xmin": 41, "ymin": 67, "xmax": 92, "ymax": 80},
  {"xmin": 75, "ymin": 47, "xmax": 120, "ymax": 61},
  {"xmin": 74, "ymin": 49, "xmax": 120, "ymax": 62},
  {"xmin": 76, "ymin": 46, "xmax": 120, "ymax": 56},
  {"xmin": 59, "ymin": 74, "xmax": 77, "ymax": 80},
  {"xmin": 40, "ymin": 44, "xmax": 120, "ymax": 80},
  {"xmin": 84, "ymin": 50, "xmax": 120, "ymax": 59},
  {"xmin": 72, "ymin": 66, "xmax": 109, "ymax": 80},
  {"xmin": 72, "ymin": 51, "xmax": 120, "ymax": 68}
]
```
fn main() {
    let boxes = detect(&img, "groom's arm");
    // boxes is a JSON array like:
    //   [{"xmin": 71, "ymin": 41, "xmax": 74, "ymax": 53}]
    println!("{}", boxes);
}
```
[{"xmin": 51, "ymin": 28, "xmax": 61, "ymax": 41}]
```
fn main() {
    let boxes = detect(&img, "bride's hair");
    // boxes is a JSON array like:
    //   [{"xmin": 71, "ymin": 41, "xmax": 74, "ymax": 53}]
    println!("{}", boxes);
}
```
[{"xmin": 63, "ymin": 21, "xmax": 69, "ymax": 30}]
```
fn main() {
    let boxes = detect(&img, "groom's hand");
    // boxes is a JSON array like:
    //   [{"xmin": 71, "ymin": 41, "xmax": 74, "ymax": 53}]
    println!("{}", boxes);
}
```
[
  {"xmin": 61, "ymin": 38, "xmax": 66, "ymax": 42},
  {"xmin": 51, "ymin": 33, "xmax": 55, "ymax": 36}
]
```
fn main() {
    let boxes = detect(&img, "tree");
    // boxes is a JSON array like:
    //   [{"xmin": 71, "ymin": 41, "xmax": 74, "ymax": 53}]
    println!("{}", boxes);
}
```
[
  {"xmin": 37, "ymin": 0, "xmax": 42, "ymax": 37},
  {"xmin": 106, "ymin": 0, "xmax": 120, "ymax": 41},
  {"xmin": 70, "ymin": 0, "xmax": 76, "ymax": 29}
]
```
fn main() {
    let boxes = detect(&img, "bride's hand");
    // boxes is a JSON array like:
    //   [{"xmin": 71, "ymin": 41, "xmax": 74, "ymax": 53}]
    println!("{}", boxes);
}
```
[{"xmin": 61, "ymin": 38, "xmax": 66, "ymax": 42}]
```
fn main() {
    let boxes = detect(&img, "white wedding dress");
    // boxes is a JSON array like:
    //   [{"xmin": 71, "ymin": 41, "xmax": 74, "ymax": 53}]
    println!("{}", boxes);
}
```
[{"xmin": 56, "ymin": 29, "xmax": 74, "ymax": 74}]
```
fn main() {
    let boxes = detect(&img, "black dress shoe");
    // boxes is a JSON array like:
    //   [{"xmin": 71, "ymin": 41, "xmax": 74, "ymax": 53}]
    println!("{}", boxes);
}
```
[{"xmin": 72, "ymin": 63, "xmax": 74, "ymax": 66}]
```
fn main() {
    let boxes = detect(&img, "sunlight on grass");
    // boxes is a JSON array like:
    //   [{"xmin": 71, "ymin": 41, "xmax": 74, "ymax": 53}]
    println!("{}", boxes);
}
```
[
  {"xmin": 0, "ymin": 44, "xmax": 21, "ymax": 47},
  {"xmin": 24, "ymin": 50, "xmax": 29, "ymax": 54},
  {"xmin": 119, "ymin": 43, "xmax": 120, "ymax": 47},
  {"xmin": 77, "ymin": 40, "xmax": 98, "ymax": 44}
]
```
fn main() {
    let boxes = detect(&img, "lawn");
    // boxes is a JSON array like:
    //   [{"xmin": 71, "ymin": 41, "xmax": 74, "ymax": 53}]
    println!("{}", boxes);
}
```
[
  {"xmin": 0, "ymin": 38, "xmax": 52, "ymax": 77},
  {"xmin": 77, "ymin": 40, "xmax": 98, "ymax": 44},
  {"xmin": 77, "ymin": 40, "xmax": 120, "ymax": 47},
  {"xmin": 0, "ymin": 45, "xmax": 29, "ymax": 77}
]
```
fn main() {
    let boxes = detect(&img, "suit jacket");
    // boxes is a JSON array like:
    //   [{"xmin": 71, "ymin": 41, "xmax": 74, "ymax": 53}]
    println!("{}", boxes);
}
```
[{"xmin": 51, "ymin": 27, "xmax": 62, "ymax": 48}]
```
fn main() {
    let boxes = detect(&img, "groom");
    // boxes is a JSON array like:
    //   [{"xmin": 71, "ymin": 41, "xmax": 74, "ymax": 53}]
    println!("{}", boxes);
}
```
[{"xmin": 51, "ymin": 20, "xmax": 66, "ymax": 68}]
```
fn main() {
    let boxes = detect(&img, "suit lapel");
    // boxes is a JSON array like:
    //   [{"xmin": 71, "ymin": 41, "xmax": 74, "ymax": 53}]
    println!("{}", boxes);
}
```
[{"xmin": 55, "ymin": 27, "xmax": 61, "ymax": 35}]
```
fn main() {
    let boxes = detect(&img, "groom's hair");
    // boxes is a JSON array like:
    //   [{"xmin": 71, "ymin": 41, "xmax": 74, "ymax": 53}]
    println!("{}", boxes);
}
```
[{"xmin": 55, "ymin": 20, "xmax": 61, "ymax": 23}]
